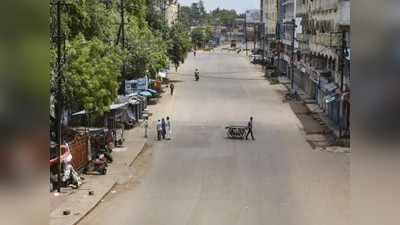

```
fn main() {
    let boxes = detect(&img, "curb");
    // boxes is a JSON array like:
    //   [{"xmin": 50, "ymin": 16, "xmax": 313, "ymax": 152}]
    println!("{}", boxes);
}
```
[
  {"xmin": 72, "ymin": 182, "xmax": 117, "ymax": 225},
  {"xmin": 128, "ymin": 141, "xmax": 148, "ymax": 167},
  {"xmin": 70, "ymin": 140, "xmax": 148, "ymax": 225}
]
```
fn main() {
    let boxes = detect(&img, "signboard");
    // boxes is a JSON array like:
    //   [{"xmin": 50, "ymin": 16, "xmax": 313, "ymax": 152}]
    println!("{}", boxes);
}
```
[
  {"xmin": 245, "ymin": 10, "xmax": 260, "ymax": 24},
  {"xmin": 125, "ymin": 76, "xmax": 149, "ymax": 95}
]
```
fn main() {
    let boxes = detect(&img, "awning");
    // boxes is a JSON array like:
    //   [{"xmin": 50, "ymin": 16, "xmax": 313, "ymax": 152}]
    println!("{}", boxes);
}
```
[
  {"xmin": 158, "ymin": 71, "xmax": 167, "ymax": 78},
  {"xmin": 325, "ymin": 94, "xmax": 337, "ymax": 104},
  {"xmin": 72, "ymin": 110, "xmax": 87, "ymax": 116},
  {"xmin": 139, "ymin": 91, "xmax": 152, "ymax": 97},
  {"xmin": 127, "ymin": 110, "xmax": 136, "ymax": 120},
  {"xmin": 129, "ymin": 99, "xmax": 139, "ymax": 105},
  {"xmin": 321, "ymin": 82, "xmax": 338, "ymax": 93},
  {"xmin": 110, "ymin": 102, "xmax": 128, "ymax": 110},
  {"xmin": 147, "ymin": 88, "xmax": 158, "ymax": 94}
]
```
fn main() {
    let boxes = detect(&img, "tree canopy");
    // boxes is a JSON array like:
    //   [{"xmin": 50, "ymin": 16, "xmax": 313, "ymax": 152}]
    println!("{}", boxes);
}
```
[{"xmin": 50, "ymin": 0, "xmax": 192, "ymax": 115}]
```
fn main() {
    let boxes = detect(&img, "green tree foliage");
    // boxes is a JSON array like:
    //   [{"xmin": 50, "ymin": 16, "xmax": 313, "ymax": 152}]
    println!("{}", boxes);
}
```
[
  {"xmin": 50, "ymin": 0, "xmax": 192, "ymax": 115},
  {"xmin": 209, "ymin": 8, "xmax": 238, "ymax": 28},
  {"xmin": 125, "ymin": 18, "xmax": 169, "ymax": 79},
  {"xmin": 191, "ymin": 26, "xmax": 213, "ymax": 48},
  {"xmin": 168, "ymin": 24, "xmax": 192, "ymax": 70},
  {"xmin": 62, "ymin": 0, "xmax": 118, "ymax": 41},
  {"xmin": 64, "ymin": 35, "xmax": 124, "ymax": 115},
  {"xmin": 179, "ymin": 6, "xmax": 193, "ymax": 29},
  {"xmin": 190, "ymin": 1, "xmax": 207, "ymax": 26}
]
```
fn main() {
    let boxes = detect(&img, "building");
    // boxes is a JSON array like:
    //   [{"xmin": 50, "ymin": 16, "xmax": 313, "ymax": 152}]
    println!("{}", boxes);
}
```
[
  {"xmin": 298, "ymin": 0, "xmax": 350, "ymax": 136},
  {"xmin": 165, "ymin": 0, "xmax": 179, "ymax": 27},
  {"xmin": 261, "ymin": 0, "xmax": 350, "ymax": 137}
]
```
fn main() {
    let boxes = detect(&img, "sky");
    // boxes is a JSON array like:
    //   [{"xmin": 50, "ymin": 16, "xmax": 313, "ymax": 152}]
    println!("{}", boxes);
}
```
[{"xmin": 179, "ymin": 0, "xmax": 259, "ymax": 13}]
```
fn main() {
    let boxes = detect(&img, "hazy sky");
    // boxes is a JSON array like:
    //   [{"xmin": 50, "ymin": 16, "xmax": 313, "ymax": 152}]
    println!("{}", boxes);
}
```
[{"xmin": 179, "ymin": 0, "xmax": 259, "ymax": 13}]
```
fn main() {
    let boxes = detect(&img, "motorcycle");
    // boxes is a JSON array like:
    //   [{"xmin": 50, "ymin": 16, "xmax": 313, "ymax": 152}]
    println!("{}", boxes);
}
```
[
  {"xmin": 194, "ymin": 72, "xmax": 200, "ymax": 81},
  {"xmin": 84, "ymin": 154, "xmax": 108, "ymax": 175},
  {"xmin": 50, "ymin": 164, "xmax": 82, "ymax": 191},
  {"xmin": 91, "ymin": 133, "xmax": 113, "ymax": 163}
]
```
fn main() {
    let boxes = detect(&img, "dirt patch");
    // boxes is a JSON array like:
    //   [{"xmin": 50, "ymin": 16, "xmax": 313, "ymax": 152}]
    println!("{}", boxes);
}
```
[
  {"xmin": 106, "ymin": 143, "xmax": 154, "ymax": 198},
  {"xmin": 285, "ymin": 101, "xmax": 350, "ymax": 152}
]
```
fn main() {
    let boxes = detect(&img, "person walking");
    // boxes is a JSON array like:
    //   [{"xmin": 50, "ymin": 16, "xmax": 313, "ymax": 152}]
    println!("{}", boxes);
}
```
[
  {"xmin": 246, "ymin": 116, "xmax": 255, "ymax": 140},
  {"xmin": 170, "ymin": 83, "xmax": 174, "ymax": 96},
  {"xmin": 156, "ymin": 120, "xmax": 162, "ymax": 141},
  {"xmin": 166, "ymin": 116, "xmax": 172, "ymax": 140},
  {"xmin": 161, "ymin": 118, "xmax": 166, "ymax": 140}
]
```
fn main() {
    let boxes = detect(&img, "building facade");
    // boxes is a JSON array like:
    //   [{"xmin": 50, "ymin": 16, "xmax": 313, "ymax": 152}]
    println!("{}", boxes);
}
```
[
  {"xmin": 165, "ymin": 0, "xmax": 179, "ymax": 27},
  {"xmin": 262, "ymin": 0, "xmax": 351, "ymax": 137}
]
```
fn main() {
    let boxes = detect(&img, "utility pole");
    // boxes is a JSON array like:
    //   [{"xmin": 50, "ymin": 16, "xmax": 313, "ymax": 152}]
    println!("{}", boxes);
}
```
[
  {"xmin": 260, "ymin": 0, "xmax": 266, "ymax": 70},
  {"xmin": 290, "ymin": 19, "xmax": 296, "ymax": 90},
  {"xmin": 53, "ymin": 0, "xmax": 64, "ymax": 193},
  {"xmin": 177, "ymin": 3, "xmax": 180, "ymax": 23},
  {"xmin": 276, "ymin": 0, "xmax": 281, "ymax": 77},
  {"xmin": 119, "ymin": 0, "xmax": 126, "ymax": 94},
  {"xmin": 338, "ymin": 30, "xmax": 346, "ymax": 138},
  {"xmin": 253, "ymin": 23, "xmax": 258, "ymax": 50},
  {"xmin": 162, "ymin": 0, "xmax": 167, "ymax": 26},
  {"xmin": 245, "ymin": 15, "xmax": 248, "ymax": 55}
]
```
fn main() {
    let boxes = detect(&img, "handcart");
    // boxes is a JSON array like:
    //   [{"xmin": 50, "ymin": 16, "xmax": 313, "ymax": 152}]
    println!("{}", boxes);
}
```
[{"xmin": 225, "ymin": 126, "xmax": 248, "ymax": 139}]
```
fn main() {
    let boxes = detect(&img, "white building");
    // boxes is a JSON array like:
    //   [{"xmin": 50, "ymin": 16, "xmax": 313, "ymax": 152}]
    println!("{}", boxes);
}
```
[{"xmin": 165, "ymin": 0, "xmax": 179, "ymax": 27}]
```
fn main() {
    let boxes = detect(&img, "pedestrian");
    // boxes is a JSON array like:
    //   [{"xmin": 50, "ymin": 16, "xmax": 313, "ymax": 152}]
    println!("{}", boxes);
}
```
[
  {"xmin": 166, "ymin": 116, "xmax": 172, "ymax": 140},
  {"xmin": 246, "ymin": 116, "xmax": 255, "ymax": 140},
  {"xmin": 143, "ymin": 118, "xmax": 148, "ymax": 138},
  {"xmin": 156, "ymin": 120, "xmax": 162, "ymax": 141},
  {"xmin": 161, "ymin": 118, "xmax": 166, "ymax": 140},
  {"xmin": 170, "ymin": 83, "xmax": 174, "ymax": 96}
]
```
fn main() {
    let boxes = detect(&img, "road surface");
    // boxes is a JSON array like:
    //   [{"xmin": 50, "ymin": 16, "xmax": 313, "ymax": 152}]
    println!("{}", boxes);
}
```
[{"xmin": 79, "ymin": 50, "xmax": 350, "ymax": 225}]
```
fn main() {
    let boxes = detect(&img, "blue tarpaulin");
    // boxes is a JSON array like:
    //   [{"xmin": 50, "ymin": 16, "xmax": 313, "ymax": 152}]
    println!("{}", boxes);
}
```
[
  {"xmin": 139, "ymin": 91, "xmax": 152, "ymax": 97},
  {"xmin": 147, "ymin": 88, "xmax": 158, "ymax": 94}
]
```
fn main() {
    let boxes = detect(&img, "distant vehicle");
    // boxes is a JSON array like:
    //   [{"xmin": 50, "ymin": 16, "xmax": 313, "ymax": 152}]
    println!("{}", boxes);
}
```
[{"xmin": 230, "ymin": 40, "xmax": 237, "ymax": 48}]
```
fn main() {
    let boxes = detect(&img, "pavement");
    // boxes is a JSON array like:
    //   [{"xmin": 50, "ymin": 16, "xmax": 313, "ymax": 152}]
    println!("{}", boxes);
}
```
[
  {"xmin": 77, "ymin": 49, "xmax": 350, "ymax": 225},
  {"xmin": 50, "ymin": 127, "xmax": 147, "ymax": 225}
]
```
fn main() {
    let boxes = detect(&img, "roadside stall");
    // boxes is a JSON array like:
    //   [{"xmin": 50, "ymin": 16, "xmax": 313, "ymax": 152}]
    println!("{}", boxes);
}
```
[{"xmin": 106, "ymin": 103, "xmax": 128, "ymax": 147}]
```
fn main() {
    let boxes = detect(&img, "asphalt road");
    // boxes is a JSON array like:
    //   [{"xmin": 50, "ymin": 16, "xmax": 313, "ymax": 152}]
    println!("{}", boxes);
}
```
[{"xmin": 79, "ymin": 50, "xmax": 350, "ymax": 225}]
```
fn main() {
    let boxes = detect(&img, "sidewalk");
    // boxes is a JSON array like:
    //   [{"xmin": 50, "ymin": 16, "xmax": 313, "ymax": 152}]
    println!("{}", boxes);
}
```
[
  {"xmin": 50, "ymin": 127, "xmax": 147, "ymax": 225},
  {"xmin": 276, "ymin": 79, "xmax": 350, "ymax": 151}
]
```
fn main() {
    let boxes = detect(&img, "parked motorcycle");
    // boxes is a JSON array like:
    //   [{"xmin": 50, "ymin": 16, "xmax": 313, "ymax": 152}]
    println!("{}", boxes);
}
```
[
  {"xmin": 50, "ymin": 164, "xmax": 82, "ymax": 191},
  {"xmin": 84, "ymin": 154, "xmax": 108, "ymax": 175},
  {"xmin": 91, "ymin": 133, "xmax": 113, "ymax": 163}
]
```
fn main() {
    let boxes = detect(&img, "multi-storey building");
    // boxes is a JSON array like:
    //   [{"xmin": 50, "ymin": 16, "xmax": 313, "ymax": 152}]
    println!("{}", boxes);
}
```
[
  {"xmin": 299, "ymin": 0, "xmax": 350, "ymax": 135},
  {"xmin": 151, "ymin": 0, "xmax": 179, "ymax": 28},
  {"xmin": 261, "ymin": 0, "xmax": 350, "ymax": 137},
  {"xmin": 165, "ymin": 0, "xmax": 179, "ymax": 27}
]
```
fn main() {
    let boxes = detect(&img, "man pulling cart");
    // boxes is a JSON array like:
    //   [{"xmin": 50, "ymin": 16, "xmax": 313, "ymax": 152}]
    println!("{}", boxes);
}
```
[{"xmin": 225, "ymin": 117, "xmax": 255, "ymax": 140}]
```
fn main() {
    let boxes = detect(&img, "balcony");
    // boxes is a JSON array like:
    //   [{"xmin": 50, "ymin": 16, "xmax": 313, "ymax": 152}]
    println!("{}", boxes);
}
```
[
  {"xmin": 310, "ymin": 33, "xmax": 341, "ymax": 47},
  {"xmin": 336, "ymin": 0, "xmax": 350, "ymax": 25},
  {"xmin": 281, "ymin": 0, "xmax": 294, "ymax": 6},
  {"xmin": 296, "ymin": 4, "xmax": 306, "ymax": 16},
  {"xmin": 321, "ymin": 0, "xmax": 338, "ymax": 11},
  {"xmin": 297, "ymin": 34, "xmax": 310, "ymax": 42}
]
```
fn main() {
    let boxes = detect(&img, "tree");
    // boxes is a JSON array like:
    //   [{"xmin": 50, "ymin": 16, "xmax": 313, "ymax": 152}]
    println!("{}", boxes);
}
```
[
  {"xmin": 63, "ymin": 35, "xmax": 124, "ymax": 115},
  {"xmin": 191, "ymin": 26, "xmax": 213, "ymax": 48},
  {"xmin": 209, "ymin": 8, "xmax": 238, "ymax": 28},
  {"xmin": 179, "ymin": 6, "xmax": 193, "ymax": 29},
  {"xmin": 125, "ymin": 18, "xmax": 169, "ymax": 79},
  {"xmin": 168, "ymin": 24, "xmax": 192, "ymax": 70}
]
